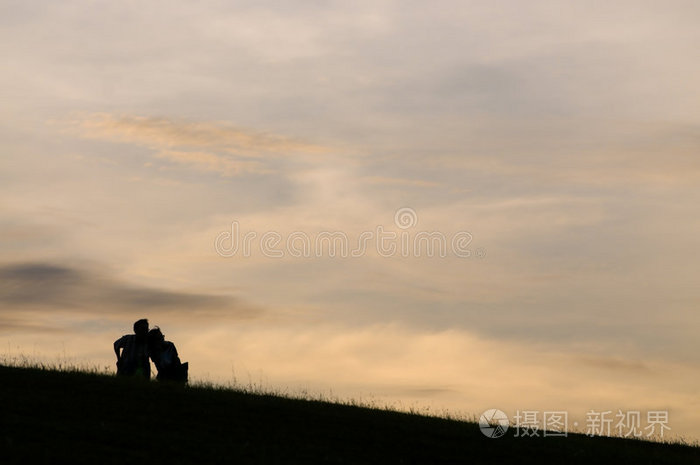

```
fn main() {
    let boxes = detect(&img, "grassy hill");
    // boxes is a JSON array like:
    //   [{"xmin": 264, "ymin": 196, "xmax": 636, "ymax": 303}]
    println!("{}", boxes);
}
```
[{"xmin": 0, "ymin": 365, "xmax": 698, "ymax": 464}]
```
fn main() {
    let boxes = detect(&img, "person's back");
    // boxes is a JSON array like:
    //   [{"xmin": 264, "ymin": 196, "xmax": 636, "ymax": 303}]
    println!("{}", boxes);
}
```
[
  {"xmin": 159, "ymin": 341, "xmax": 179, "ymax": 370},
  {"xmin": 148, "ymin": 327, "xmax": 187, "ymax": 382},
  {"xmin": 114, "ymin": 319, "xmax": 150, "ymax": 378}
]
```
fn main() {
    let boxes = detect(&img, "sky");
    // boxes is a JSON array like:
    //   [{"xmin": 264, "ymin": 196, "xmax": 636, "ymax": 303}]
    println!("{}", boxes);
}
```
[{"xmin": 1, "ymin": 0, "xmax": 700, "ymax": 440}]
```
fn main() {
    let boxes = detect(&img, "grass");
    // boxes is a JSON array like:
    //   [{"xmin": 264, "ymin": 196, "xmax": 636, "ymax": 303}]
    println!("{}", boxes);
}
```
[{"xmin": 1, "ymin": 362, "xmax": 699, "ymax": 464}]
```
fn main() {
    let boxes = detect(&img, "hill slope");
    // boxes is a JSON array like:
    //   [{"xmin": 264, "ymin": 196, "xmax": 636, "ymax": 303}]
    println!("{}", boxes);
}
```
[{"xmin": 0, "ymin": 365, "xmax": 697, "ymax": 464}]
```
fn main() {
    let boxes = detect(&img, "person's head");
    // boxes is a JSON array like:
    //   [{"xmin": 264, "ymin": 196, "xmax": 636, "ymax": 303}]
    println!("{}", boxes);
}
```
[
  {"xmin": 148, "ymin": 327, "xmax": 165, "ymax": 346},
  {"xmin": 133, "ymin": 319, "xmax": 149, "ymax": 336}
]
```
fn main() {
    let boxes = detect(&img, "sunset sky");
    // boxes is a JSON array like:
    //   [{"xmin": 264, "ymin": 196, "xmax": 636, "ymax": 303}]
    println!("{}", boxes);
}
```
[{"xmin": 2, "ymin": 1, "xmax": 699, "ymax": 439}]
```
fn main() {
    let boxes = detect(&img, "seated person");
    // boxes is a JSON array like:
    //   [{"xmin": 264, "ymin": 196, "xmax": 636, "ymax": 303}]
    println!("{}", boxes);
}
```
[
  {"xmin": 147, "ymin": 327, "xmax": 188, "ymax": 382},
  {"xmin": 114, "ymin": 319, "xmax": 150, "ymax": 378}
]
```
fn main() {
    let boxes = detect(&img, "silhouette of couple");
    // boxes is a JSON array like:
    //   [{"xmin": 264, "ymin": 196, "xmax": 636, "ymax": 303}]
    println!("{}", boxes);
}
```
[{"xmin": 114, "ymin": 319, "xmax": 188, "ymax": 383}]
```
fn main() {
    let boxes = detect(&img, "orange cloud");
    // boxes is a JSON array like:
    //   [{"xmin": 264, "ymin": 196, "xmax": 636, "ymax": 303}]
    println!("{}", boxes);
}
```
[
  {"xmin": 155, "ymin": 150, "xmax": 270, "ymax": 177},
  {"xmin": 66, "ymin": 113, "xmax": 331, "ymax": 176}
]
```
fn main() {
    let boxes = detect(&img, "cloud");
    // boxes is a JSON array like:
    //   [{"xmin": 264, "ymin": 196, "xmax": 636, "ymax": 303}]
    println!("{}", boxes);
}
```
[
  {"xmin": 361, "ymin": 175, "xmax": 439, "ymax": 188},
  {"xmin": 65, "ymin": 113, "xmax": 331, "ymax": 176},
  {"xmin": 155, "ymin": 150, "xmax": 269, "ymax": 176},
  {"xmin": 577, "ymin": 356, "xmax": 652, "ymax": 374},
  {"xmin": 0, "ymin": 262, "xmax": 258, "ymax": 320},
  {"xmin": 384, "ymin": 118, "xmax": 700, "ymax": 191},
  {"xmin": 0, "ymin": 316, "xmax": 69, "ymax": 335}
]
